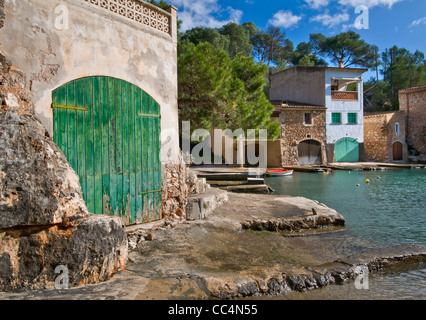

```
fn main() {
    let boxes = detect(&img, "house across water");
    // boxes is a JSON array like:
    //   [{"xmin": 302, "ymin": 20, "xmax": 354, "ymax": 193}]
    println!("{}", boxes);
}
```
[{"xmin": 269, "ymin": 66, "xmax": 368, "ymax": 166}]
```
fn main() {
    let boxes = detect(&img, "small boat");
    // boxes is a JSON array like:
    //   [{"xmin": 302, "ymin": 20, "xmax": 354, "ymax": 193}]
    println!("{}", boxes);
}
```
[{"xmin": 266, "ymin": 169, "xmax": 294, "ymax": 177}]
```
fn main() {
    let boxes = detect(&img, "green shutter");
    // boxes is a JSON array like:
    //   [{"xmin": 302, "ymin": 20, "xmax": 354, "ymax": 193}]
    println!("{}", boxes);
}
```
[
  {"xmin": 348, "ymin": 113, "xmax": 357, "ymax": 124},
  {"xmin": 52, "ymin": 77, "xmax": 162, "ymax": 226},
  {"xmin": 332, "ymin": 113, "xmax": 342, "ymax": 124}
]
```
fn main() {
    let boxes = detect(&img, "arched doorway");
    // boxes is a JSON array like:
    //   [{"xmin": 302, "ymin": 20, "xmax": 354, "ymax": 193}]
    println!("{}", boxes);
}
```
[
  {"xmin": 393, "ymin": 141, "xmax": 403, "ymax": 161},
  {"xmin": 52, "ymin": 76, "xmax": 162, "ymax": 225},
  {"xmin": 335, "ymin": 138, "xmax": 359, "ymax": 162},
  {"xmin": 298, "ymin": 140, "xmax": 322, "ymax": 165}
]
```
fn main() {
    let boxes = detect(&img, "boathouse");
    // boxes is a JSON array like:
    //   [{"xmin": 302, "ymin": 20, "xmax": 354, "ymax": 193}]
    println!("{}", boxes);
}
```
[
  {"xmin": 270, "ymin": 101, "xmax": 327, "ymax": 166},
  {"xmin": 269, "ymin": 66, "xmax": 367, "ymax": 164},
  {"xmin": 0, "ymin": 0, "xmax": 184, "ymax": 225},
  {"xmin": 364, "ymin": 111, "xmax": 407, "ymax": 162},
  {"xmin": 399, "ymin": 86, "xmax": 426, "ymax": 158}
]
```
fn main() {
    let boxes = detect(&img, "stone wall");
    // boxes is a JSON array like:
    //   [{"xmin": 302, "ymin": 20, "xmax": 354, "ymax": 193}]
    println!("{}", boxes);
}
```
[
  {"xmin": 280, "ymin": 109, "xmax": 327, "ymax": 166},
  {"xmin": 399, "ymin": 87, "xmax": 426, "ymax": 156},
  {"xmin": 161, "ymin": 153, "xmax": 196, "ymax": 221},
  {"xmin": 364, "ymin": 111, "xmax": 407, "ymax": 162}
]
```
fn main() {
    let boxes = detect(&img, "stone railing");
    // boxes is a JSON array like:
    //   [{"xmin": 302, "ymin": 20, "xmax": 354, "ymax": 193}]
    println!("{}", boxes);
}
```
[{"xmin": 82, "ymin": 0, "xmax": 172, "ymax": 36}]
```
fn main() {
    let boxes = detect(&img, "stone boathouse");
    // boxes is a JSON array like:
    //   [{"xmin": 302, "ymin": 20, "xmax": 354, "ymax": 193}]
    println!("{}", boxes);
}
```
[
  {"xmin": 0, "ymin": 0, "xmax": 192, "ymax": 291},
  {"xmin": 0, "ymin": 0, "xmax": 187, "ymax": 225}
]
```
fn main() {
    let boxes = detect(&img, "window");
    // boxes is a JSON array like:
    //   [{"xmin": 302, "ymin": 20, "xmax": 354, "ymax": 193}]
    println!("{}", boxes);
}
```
[
  {"xmin": 348, "ymin": 113, "xmax": 358, "ymax": 124},
  {"xmin": 332, "ymin": 113, "xmax": 342, "ymax": 124},
  {"xmin": 304, "ymin": 113, "xmax": 312, "ymax": 125},
  {"xmin": 395, "ymin": 123, "xmax": 400, "ymax": 135}
]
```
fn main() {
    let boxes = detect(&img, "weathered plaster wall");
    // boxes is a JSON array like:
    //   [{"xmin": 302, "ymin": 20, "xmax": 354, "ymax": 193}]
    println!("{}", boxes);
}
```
[
  {"xmin": 0, "ymin": 0, "xmax": 180, "ymax": 164},
  {"xmin": 269, "ymin": 67, "xmax": 326, "ymax": 107}
]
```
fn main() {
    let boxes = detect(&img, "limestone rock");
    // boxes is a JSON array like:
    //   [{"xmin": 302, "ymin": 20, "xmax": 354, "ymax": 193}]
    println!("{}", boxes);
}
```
[
  {"xmin": 0, "ymin": 111, "xmax": 89, "ymax": 229},
  {"xmin": 0, "ymin": 215, "xmax": 128, "ymax": 291}
]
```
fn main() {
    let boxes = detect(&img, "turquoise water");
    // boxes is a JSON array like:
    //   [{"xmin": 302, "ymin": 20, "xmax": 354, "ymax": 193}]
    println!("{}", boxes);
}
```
[
  {"xmin": 265, "ymin": 168, "xmax": 426, "ymax": 300},
  {"xmin": 265, "ymin": 168, "xmax": 426, "ymax": 247}
]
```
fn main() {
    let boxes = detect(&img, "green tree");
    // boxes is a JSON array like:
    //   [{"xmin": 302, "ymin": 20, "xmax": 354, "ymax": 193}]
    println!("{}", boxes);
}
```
[
  {"xmin": 178, "ymin": 43, "xmax": 279, "ymax": 139},
  {"xmin": 382, "ymin": 46, "xmax": 426, "ymax": 108},
  {"xmin": 251, "ymin": 26, "xmax": 294, "ymax": 67},
  {"xmin": 178, "ymin": 43, "xmax": 233, "ymax": 131},
  {"xmin": 312, "ymin": 31, "xmax": 377, "ymax": 69},
  {"xmin": 179, "ymin": 27, "xmax": 230, "ymax": 55},
  {"xmin": 291, "ymin": 41, "xmax": 327, "ymax": 66},
  {"xmin": 219, "ymin": 22, "xmax": 253, "ymax": 59}
]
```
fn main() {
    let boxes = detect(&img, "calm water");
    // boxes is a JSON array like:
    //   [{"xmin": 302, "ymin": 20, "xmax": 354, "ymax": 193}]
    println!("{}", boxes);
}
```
[{"xmin": 265, "ymin": 168, "xmax": 426, "ymax": 300}]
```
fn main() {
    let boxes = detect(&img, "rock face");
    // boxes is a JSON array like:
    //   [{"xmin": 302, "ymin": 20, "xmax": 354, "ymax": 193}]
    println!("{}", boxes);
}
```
[
  {"xmin": 0, "ymin": 111, "xmax": 89, "ymax": 228},
  {"xmin": 0, "ymin": 215, "xmax": 128, "ymax": 291},
  {"xmin": 0, "ymin": 49, "xmax": 128, "ymax": 291}
]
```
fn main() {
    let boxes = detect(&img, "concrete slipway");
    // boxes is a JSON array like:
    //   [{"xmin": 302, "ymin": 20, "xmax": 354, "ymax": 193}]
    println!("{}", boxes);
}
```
[{"xmin": 1, "ymin": 191, "xmax": 425, "ymax": 300}]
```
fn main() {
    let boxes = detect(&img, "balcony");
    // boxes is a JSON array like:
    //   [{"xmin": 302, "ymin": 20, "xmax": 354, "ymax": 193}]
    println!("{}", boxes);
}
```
[{"xmin": 331, "ymin": 91, "xmax": 358, "ymax": 101}]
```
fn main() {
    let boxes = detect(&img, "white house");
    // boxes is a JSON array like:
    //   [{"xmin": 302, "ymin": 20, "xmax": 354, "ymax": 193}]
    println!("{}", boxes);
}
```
[{"xmin": 269, "ymin": 66, "xmax": 368, "ymax": 163}]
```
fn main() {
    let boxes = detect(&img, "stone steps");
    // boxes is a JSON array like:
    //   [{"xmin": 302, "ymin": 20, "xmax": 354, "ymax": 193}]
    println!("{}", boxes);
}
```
[{"xmin": 186, "ymin": 187, "xmax": 229, "ymax": 221}]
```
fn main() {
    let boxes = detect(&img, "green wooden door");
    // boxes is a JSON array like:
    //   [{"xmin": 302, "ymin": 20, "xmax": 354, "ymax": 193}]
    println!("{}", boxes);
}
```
[
  {"xmin": 335, "ymin": 138, "xmax": 359, "ymax": 162},
  {"xmin": 52, "ymin": 77, "xmax": 162, "ymax": 225}
]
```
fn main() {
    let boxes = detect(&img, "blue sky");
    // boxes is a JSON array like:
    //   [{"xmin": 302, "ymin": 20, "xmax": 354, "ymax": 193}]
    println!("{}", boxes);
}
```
[{"xmin": 169, "ymin": 0, "xmax": 426, "ymax": 78}]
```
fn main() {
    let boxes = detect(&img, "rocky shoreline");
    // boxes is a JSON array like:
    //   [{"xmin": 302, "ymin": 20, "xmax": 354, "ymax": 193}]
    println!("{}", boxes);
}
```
[{"xmin": 1, "ymin": 192, "xmax": 425, "ymax": 300}]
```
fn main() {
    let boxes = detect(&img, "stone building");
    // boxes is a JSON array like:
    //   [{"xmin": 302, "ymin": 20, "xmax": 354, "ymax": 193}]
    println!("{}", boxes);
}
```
[
  {"xmin": 270, "ymin": 66, "xmax": 367, "ymax": 163},
  {"xmin": 0, "ymin": 0, "xmax": 188, "ymax": 225},
  {"xmin": 399, "ymin": 86, "xmax": 426, "ymax": 157},
  {"xmin": 364, "ymin": 111, "xmax": 407, "ymax": 162},
  {"xmin": 270, "ymin": 101, "xmax": 327, "ymax": 166}
]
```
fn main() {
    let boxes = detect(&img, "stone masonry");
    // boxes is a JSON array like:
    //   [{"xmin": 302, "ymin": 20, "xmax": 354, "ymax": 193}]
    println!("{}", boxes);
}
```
[
  {"xmin": 272, "ymin": 102, "xmax": 327, "ymax": 166},
  {"xmin": 399, "ymin": 86, "xmax": 426, "ymax": 156},
  {"xmin": 364, "ymin": 111, "xmax": 407, "ymax": 162}
]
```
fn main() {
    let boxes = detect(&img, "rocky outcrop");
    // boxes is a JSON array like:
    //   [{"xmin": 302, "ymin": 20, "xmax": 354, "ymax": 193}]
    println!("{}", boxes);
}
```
[
  {"xmin": 0, "ymin": 215, "xmax": 128, "ymax": 291},
  {"xmin": 0, "ymin": 111, "xmax": 89, "ymax": 228}
]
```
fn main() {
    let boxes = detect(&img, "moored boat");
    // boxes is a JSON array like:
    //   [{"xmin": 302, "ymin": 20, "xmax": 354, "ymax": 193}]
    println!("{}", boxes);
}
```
[{"xmin": 266, "ymin": 169, "xmax": 294, "ymax": 177}]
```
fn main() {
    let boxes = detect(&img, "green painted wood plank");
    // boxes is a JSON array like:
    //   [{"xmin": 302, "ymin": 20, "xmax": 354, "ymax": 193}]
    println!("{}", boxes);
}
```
[
  {"xmin": 121, "ymin": 81, "xmax": 131, "ymax": 224},
  {"xmin": 115, "ymin": 79, "xmax": 123, "ymax": 218},
  {"xmin": 128, "ymin": 84, "xmax": 137, "ymax": 224},
  {"xmin": 84, "ymin": 77, "xmax": 95, "ymax": 214},
  {"xmin": 108, "ymin": 77, "xmax": 118, "ymax": 217},
  {"xmin": 75, "ymin": 78, "xmax": 87, "ymax": 203},
  {"xmin": 93, "ymin": 77, "xmax": 103, "ymax": 216},
  {"xmin": 100, "ymin": 77, "xmax": 111, "ymax": 216},
  {"xmin": 134, "ymin": 87, "xmax": 143, "ymax": 223},
  {"xmin": 66, "ymin": 81, "xmax": 78, "ymax": 173}
]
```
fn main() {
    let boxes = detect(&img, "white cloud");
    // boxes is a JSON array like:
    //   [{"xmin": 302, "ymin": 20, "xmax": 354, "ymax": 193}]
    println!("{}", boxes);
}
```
[
  {"xmin": 170, "ymin": 0, "xmax": 243, "ymax": 31},
  {"xmin": 337, "ymin": 0, "xmax": 404, "ymax": 8},
  {"xmin": 410, "ymin": 17, "xmax": 426, "ymax": 28},
  {"xmin": 268, "ymin": 10, "xmax": 303, "ymax": 28},
  {"xmin": 310, "ymin": 12, "xmax": 350, "ymax": 27},
  {"xmin": 305, "ymin": 0, "xmax": 332, "ymax": 9}
]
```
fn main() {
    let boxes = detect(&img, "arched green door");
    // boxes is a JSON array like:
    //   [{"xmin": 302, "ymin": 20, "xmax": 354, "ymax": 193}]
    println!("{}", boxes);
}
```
[
  {"xmin": 335, "ymin": 138, "xmax": 359, "ymax": 162},
  {"xmin": 52, "ymin": 77, "xmax": 162, "ymax": 225}
]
